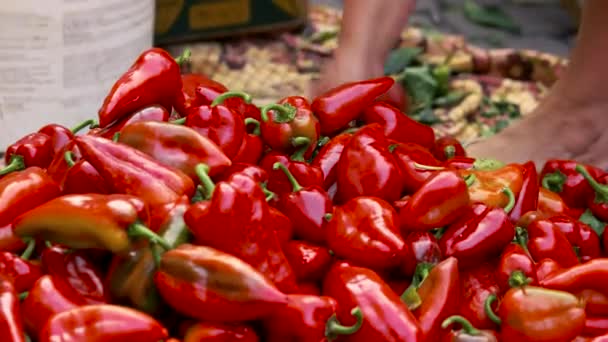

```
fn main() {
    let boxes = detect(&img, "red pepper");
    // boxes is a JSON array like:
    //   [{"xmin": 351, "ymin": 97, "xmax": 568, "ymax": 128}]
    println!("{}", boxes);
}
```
[
  {"xmin": 538, "ymin": 187, "xmax": 575, "ymax": 217},
  {"xmin": 155, "ymin": 244, "xmax": 288, "ymax": 322},
  {"xmin": 273, "ymin": 162, "xmax": 332, "ymax": 244},
  {"xmin": 232, "ymin": 125, "xmax": 264, "ymax": 165},
  {"xmin": 497, "ymin": 286, "xmax": 586, "ymax": 341},
  {"xmin": 98, "ymin": 48, "xmax": 182, "ymax": 127},
  {"xmin": 441, "ymin": 315, "xmax": 499, "ymax": 342},
  {"xmin": 460, "ymin": 164, "xmax": 524, "ymax": 209},
  {"xmin": 183, "ymin": 322, "xmax": 259, "ymax": 342},
  {"xmin": 0, "ymin": 249, "xmax": 43, "ymax": 293},
  {"xmin": 459, "ymin": 262, "xmax": 501, "ymax": 330},
  {"xmin": 327, "ymin": 196, "xmax": 405, "ymax": 270},
  {"xmin": 580, "ymin": 289, "xmax": 608, "ymax": 316},
  {"xmin": 176, "ymin": 73, "xmax": 226, "ymax": 115},
  {"xmin": 547, "ymin": 215, "xmax": 602, "ymax": 262},
  {"xmin": 576, "ymin": 165, "xmax": 608, "ymax": 222},
  {"xmin": 391, "ymin": 142, "xmax": 444, "ymax": 194},
  {"xmin": 41, "ymin": 245, "xmax": 107, "ymax": 304},
  {"xmin": 312, "ymin": 77, "xmax": 394, "ymax": 135},
  {"xmin": 0, "ymin": 274, "xmax": 26, "ymax": 342},
  {"xmin": 2, "ymin": 133, "xmax": 52, "ymax": 174},
  {"xmin": 496, "ymin": 242, "xmax": 537, "ymax": 291},
  {"xmin": 38, "ymin": 124, "xmax": 75, "ymax": 156},
  {"xmin": 267, "ymin": 207, "xmax": 293, "ymax": 246},
  {"xmin": 414, "ymin": 257, "xmax": 461, "ymax": 341},
  {"xmin": 259, "ymin": 152, "xmax": 323, "ymax": 196},
  {"xmin": 184, "ymin": 168, "xmax": 298, "ymax": 293},
  {"xmin": 260, "ymin": 97, "xmax": 320, "ymax": 154},
  {"xmin": 0, "ymin": 167, "xmax": 60, "ymax": 252},
  {"xmin": 38, "ymin": 304, "xmax": 168, "ymax": 342},
  {"xmin": 540, "ymin": 259, "xmax": 608, "ymax": 297},
  {"xmin": 540, "ymin": 160, "xmax": 604, "ymax": 208},
  {"xmin": 444, "ymin": 156, "xmax": 476, "ymax": 170},
  {"xmin": 118, "ymin": 120, "xmax": 231, "ymax": 180},
  {"xmin": 216, "ymin": 163, "xmax": 268, "ymax": 184},
  {"xmin": 183, "ymin": 91, "xmax": 249, "ymax": 159},
  {"xmin": 584, "ymin": 316, "xmax": 608, "ymax": 337},
  {"xmin": 401, "ymin": 231, "xmax": 442, "ymax": 277},
  {"xmin": 322, "ymin": 262, "xmax": 423, "ymax": 341},
  {"xmin": 283, "ymin": 241, "xmax": 332, "ymax": 282},
  {"xmin": 535, "ymin": 258, "xmax": 563, "ymax": 283},
  {"xmin": 439, "ymin": 203, "xmax": 515, "ymax": 269},
  {"xmin": 527, "ymin": 218, "xmax": 580, "ymax": 268},
  {"xmin": 297, "ymin": 282, "xmax": 321, "ymax": 296},
  {"xmin": 509, "ymin": 161, "xmax": 540, "ymax": 222},
  {"xmin": 91, "ymin": 105, "xmax": 170, "ymax": 140},
  {"xmin": 431, "ymin": 136, "xmax": 466, "ymax": 161},
  {"xmin": 21, "ymin": 275, "xmax": 87, "ymax": 336},
  {"xmin": 264, "ymin": 294, "xmax": 337, "ymax": 342},
  {"xmin": 61, "ymin": 150, "xmax": 109, "ymax": 195},
  {"xmin": 399, "ymin": 170, "xmax": 470, "ymax": 232},
  {"xmin": 336, "ymin": 124, "xmax": 403, "ymax": 203},
  {"xmin": 311, "ymin": 132, "xmax": 353, "ymax": 190},
  {"xmin": 75, "ymin": 135, "xmax": 195, "ymax": 208},
  {"xmin": 362, "ymin": 101, "xmax": 435, "ymax": 148}
]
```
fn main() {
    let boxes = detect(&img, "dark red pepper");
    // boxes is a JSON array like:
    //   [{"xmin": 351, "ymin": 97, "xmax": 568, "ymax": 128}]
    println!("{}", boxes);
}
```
[
  {"xmin": 584, "ymin": 316, "xmax": 608, "ymax": 337},
  {"xmin": 0, "ymin": 274, "xmax": 26, "ymax": 342},
  {"xmin": 259, "ymin": 152, "xmax": 323, "ymax": 196},
  {"xmin": 176, "ymin": 73, "xmax": 226, "ymax": 115},
  {"xmin": 496, "ymin": 242, "xmax": 537, "ymax": 291},
  {"xmin": 401, "ymin": 231, "xmax": 442, "ymax": 277},
  {"xmin": 391, "ymin": 142, "xmax": 444, "ymax": 194},
  {"xmin": 444, "ymin": 156, "xmax": 476, "ymax": 170},
  {"xmin": 311, "ymin": 132, "xmax": 353, "ymax": 190},
  {"xmin": 527, "ymin": 218, "xmax": 580, "ymax": 268},
  {"xmin": 580, "ymin": 289, "xmax": 608, "ymax": 317},
  {"xmin": 459, "ymin": 262, "xmax": 501, "ymax": 330},
  {"xmin": 431, "ymin": 136, "xmax": 466, "ymax": 161},
  {"xmin": 509, "ymin": 161, "xmax": 540, "ymax": 223},
  {"xmin": 0, "ymin": 249, "xmax": 43, "ymax": 293},
  {"xmin": 540, "ymin": 160, "xmax": 604, "ymax": 208},
  {"xmin": 266, "ymin": 207, "xmax": 293, "ymax": 246},
  {"xmin": 61, "ymin": 150, "xmax": 109, "ymax": 195},
  {"xmin": 183, "ymin": 322, "xmax": 259, "ymax": 342},
  {"xmin": 2, "ymin": 133, "xmax": 52, "ymax": 174},
  {"xmin": 38, "ymin": 124, "xmax": 75, "ymax": 156},
  {"xmin": 91, "ymin": 105, "xmax": 170, "ymax": 140},
  {"xmin": 216, "ymin": 163, "xmax": 268, "ymax": 184},
  {"xmin": 283, "ymin": 241, "xmax": 332, "ymax": 282},
  {"xmin": 540, "ymin": 259, "xmax": 608, "ymax": 298},
  {"xmin": 547, "ymin": 215, "xmax": 602, "ymax": 262},
  {"xmin": 232, "ymin": 124, "xmax": 264, "ymax": 165},
  {"xmin": 576, "ymin": 165, "xmax": 608, "ymax": 223}
]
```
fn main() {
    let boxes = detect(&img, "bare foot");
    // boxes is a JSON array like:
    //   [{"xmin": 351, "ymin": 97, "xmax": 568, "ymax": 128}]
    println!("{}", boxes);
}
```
[{"xmin": 466, "ymin": 82, "xmax": 608, "ymax": 169}]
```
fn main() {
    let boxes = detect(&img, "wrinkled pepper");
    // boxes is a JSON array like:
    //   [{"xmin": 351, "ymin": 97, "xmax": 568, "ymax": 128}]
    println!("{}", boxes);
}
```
[
  {"xmin": 391, "ymin": 142, "xmax": 443, "ymax": 194},
  {"xmin": 267, "ymin": 207, "xmax": 293, "ymax": 246},
  {"xmin": 0, "ymin": 250, "xmax": 43, "ymax": 293},
  {"xmin": 459, "ymin": 263, "xmax": 501, "ymax": 330},
  {"xmin": 311, "ymin": 132, "xmax": 353, "ymax": 190},
  {"xmin": 540, "ymin": 160, "xmax": 604, "ymax": 208},
  {"xmin": 401, "ymin": 231, "xmax": 443, "ymax": 277},
  {"xmin": 232, "ymin": 124, "xmax": 264, "ymax": 165},
  {"xmin": 526, "ymin": 218, "xmax": 580, "ymax": 268},
  {"xmin": 0, "ymin": 274, "xmax": 26, "ymax": 342},
  {"xmin": 509, "ymin": 161, "xmax": 539, "ymax": 223},
  {"xmin": 432, "ymin": 136, "xmax": 466, "ymax": 162},
  {"xmin": 283, "ymin": 241, "xmax": 333, "ymax": 282},
  {"xmin": 547, "ymin": 215, "xmax": 602, "ymax": 262},
  {"xmin": 459, "ymin": 164, "xmax": 524, "ymax": 208},
  {"xmin": 176, "ymin": 73, "xmax": 227, "ymax": 115},
  {"xmin": 184, "ymin": 322, "xmax": 260, "ymax": 342}
]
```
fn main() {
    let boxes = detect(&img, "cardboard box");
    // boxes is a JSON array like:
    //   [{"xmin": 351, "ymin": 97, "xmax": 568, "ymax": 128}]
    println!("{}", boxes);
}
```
[{"xmin": 155, "ymin": 0, "xmax": 308, "ymax": 44}]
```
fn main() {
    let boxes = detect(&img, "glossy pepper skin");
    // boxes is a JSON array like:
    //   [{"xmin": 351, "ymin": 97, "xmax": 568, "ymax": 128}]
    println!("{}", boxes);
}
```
[
  {"xmin": 184, "ymin": 322, "xmax": 259, "ymax": 342},
  {"xmin": 400, "ymin": 170, "xmax": 470, "ymax": 232},
  {"xmin": 401, "ymin": 231, "xmax": 442, "ymax": 277},
  {"xmin": 0, "ymin": 251, "xmax": 43, "ymax": 293},
  {"xmin": 580, "ymin": 289, "xmax": 608, "ymax": 316},
  {"xmin": 584, "ymin": 316, "xmax": 608, "ymax": 337},
  {"xmin": 322, "ymin": 262, "xmax": 423, "ymax": 342},
  {"xmin": 232, "ymin": 130, "xmax": 264, "ymax": 165},
  {"xmin": 216, "ymin": 163, "xmax": 268, "ymax": 184},
  {"xmin": 118, "ymin": 121, "xmax": 231, "ymax": 179},
  {"xmin": 283, "ymin": 241, "xmax": 333, "ymax": 282},
  {"xmin": 336, "ymin": 124, "xmax": 403, "ymax": 203},
  {"xmin": 155, "ymin": 244, "xmax": 288, "ymax": 322},
  {"xmin": 184, "ymin": 92, "xmax": 248, "ymax": 159},
  {"xmin": 439, "ymin": 203, "xmax": 515, "ymax": 269},
  {"xmin": 575, "ymin": 165, "xmax": 608, "ymax": 222},
  {"xmin": 496, "ymin": 243, "xmax": 537, "ymax": 291},
  {"xmin": 21, "ymin": 275, "xmax": 87, "ymax": 336},
  {"xmin": 38, "ymin": 304, "xmax": 168, "ymax": 342},
  {"xmin": 175, "ymin": 73, "xmax": 227, "ymax": 115},
  {"xmin": 41, "ymin": 245, "xmax": 107, "ymax": 304},
  {"xmin": 0, "ymin": 167, "xmax": 60, "ymax": 252},
  {"xmin": 61, "ymin": 150, "xmax": 109, "ymax": 195},
  {"xmin": 0, "ymin": 274, "xmax": 26, "ymax": 342},
  {"xmin": 13, "ymin": 194, "xmax": 158, "ymax": 254},
  {"xmin": 327, "ymin": 196, "xmax": 405, "ymax": 270},
  {"xmin": 498, "ymin": 286, "xmax": 586, "ymax": 342},
  {"xmin": 538, "ymin": 187, "xmax": 575, "ymax": 217},
  {"xmin": 414, "ymin": 257, "xmax": 461, "ymax": 342},
  {"xmin": 38, "ymin": 124, "xmax": 75, "ymax": 156},
  {"xmin": 273, "ymin": 162, "xmax": 332, "ymax": 244},
  {"xmin": 3, "ymin": 132, "xmax": 53, "ymax": 173},
  {"xmin": 267, "ymin": 207, "xmax": 293, "ymax": 246},
  {"xmin": 509, "ymin": 161, "xmax": 540, "ymax": 222},
  {"xmin": 264, "ymin": 294, "xmax": 337, "ymax": 342},
  {"xmin": 260, "ymin": 97, "xmax": 320, "ymax": 154},
  {"xmin": 459, "ymin": 263, "xmax": 501, "ymax": 330},
  {"xmin": 91, "ymin": 105, "xmax": 170, "ymax": 140},
  {"xmin": 362, "ymin": 101, "xmax": 435, "ymax": 148},
  {"xmin": 98, "ymin": 48, "xmax": 182, "ymax": 127},
  {"xmin": 527, "ymin": 218, "xmax": 579, "ymax": 268},
  {"xmin": 547, "ymin": 215, "xmax": 601, "ymax": 262},
  {"xmin": 75, "ymin": 135, "xmax": 195, "ymax": 207},
  {"xmin": 460, "ymin": 164, "xmax": 524, "ymax": 208},
  {"xmin": 540, "ymin": 160, "xmax": 604, "ymax": 209},
  {"xmin": 311, "ymin": 132, "xmax": 353, "ymax": 190},
  {"xmin": 444, "ymin": 156, "xmax": 476, "ymax": 170},
  {"xmin": 105, "ymin": 200, "xmax": 190, "ymax": 313},
  {"xmin": 184, "ymin": 171, "xmax": 298, "ymax": 293},
  {"xmin": 259, "ymin": 152, "xmax": 324, "ymax": 196},
  {"xmin": 540, "ymin": 259, "xmax": 608, "ymax": 297},
  {"xmin": 391, "ymin": 142, "xmax": 443, "ymax": 194},
  {"xmin": 440, "ymin": 315, "xmax": 499, "ymax": 342},
  {"xmin": 432, "ymin": 136, "xmax": 466, "ymax": 161}
]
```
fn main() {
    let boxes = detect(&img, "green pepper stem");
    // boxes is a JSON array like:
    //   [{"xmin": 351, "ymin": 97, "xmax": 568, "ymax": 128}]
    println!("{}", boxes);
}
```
[
  {"xmin": 20, "ymin": 239, "xmax": 36, "ymax": 260},
  {"xmin": 128, "ymin": 223, "xmax": 172, "ymax": 251},
  {"xmin": 244, "ymin": 118, "xmax": 261, "ymax": 136},
  {"xmin": 171, "ymin": 117, "xmax": 187, "ymax": 125},
  {"xmin": 260, "ymin": 103, "xmax": 297, "ymax": 123},
  {"xmin": 340, "ymin": 127, "xmax": 360, "ymax": 135},
  {"xmin": 19, "ymin": 292, "xmax": 28, "ymax": 301},
  {"xmin": 441, "ymin": 315, "xmax": 480, "ymax": 335},
  {"xmin": 290, "ymin": 137, "xmax": 311, "ymax": 162},
  {"xmin": 444, "ymin": 145, "xmax": 456, "ymax": 160},
  {"xmin": 400, "ymin": 285, "xmax": 422, "ymax": 310},
  {"xmin": 502, "ymin": 187, "xmax": 516, "ymax": 213},
  {"xmin": 211, "ymin": 91, "xmax": 252, "ymax": 107},
  {"xmin": 484, "ymin": 294, "xmax": 502, "ymax": 325},
  {"xmin": 412, "ymin": 262, "xmax": 434, "ymax": 288},
  {"xmin": 317, "ymin": 136, "xmax": 330, "ymax": 148},
  {"xmin": 70, "ymin": 119, "xmax": 98, "ymax": 134},
  {"xmin": 388, "ymin": 144, "xmax": 399, "ymax": 153},
  {"xmin": 514, "ymin": 227, "xmax": 533, "ymax": 259},
  {"xmin": 64, "ymin": 151, "xmax": 76, "ymax": 167},
  {"xmin": 150, "ymin": 242, "xmax": 162, "ymax": 268},
  {"xmin": 195, "ymin": 164, "xmax": 215, "ymax": 200},
  {"xmin": 413, "ymin": 162, "xmax": 445, "ymax": 171},
  {"xmin": 273, "ymin": 162, "xmax": 302, "ymax": 192},
  {"xmin": 24, "ymin": 333, "xmax": 31, "ymax": 342},
  {"xmin": 112, "ymin": 132, "xmax": 120, "ymax": 142},
  {"xmin": 263, "ymin": 188, "xmax": 276, "ymax": 202},
  {"xmin": 325, "ymin": 307, "xmax": 364, "ymax": 341},
  {"xmin": 0, "ymin": 155, "xmax": 25, "ymax": 176},
  {"xmin": 464, "ymin": 174, "xmax": 477, "ymax": 187},
  {"xmin": 508, "ymin": 270, "xmax": 531, "ymax": 288},
  {"xmin": 541, "ymin": 171, "xmax": 565, "ymax": 193},
  {"xmin": 324, "ymin": 213, "xmax": 333, "ymax": 221},
  {"xmin": 174, "ymin": 49, "xmax": 191, "ymax": 66},
  {"xmin": 576, "ymin": 164, "xmax": 608, "ymax": 203}
]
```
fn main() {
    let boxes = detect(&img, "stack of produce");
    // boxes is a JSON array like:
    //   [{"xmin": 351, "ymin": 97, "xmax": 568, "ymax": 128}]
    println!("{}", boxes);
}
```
[{"xmin": 0, "ymin": 47, "xmax": 607, "ymax": 342}]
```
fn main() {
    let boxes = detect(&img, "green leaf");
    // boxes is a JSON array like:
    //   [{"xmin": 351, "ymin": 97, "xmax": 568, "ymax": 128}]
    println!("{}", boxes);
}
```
[
  {"xmin": 384, "ymin": 47, "xmax": 423, "ymax": 75},
  {"xmin": 402, "ymin": 66, "xmax": 438, "ymax": 109},
  {"xmin": 463, "ymin": 0, "xmax": 521, "ymax": 34},
  {"xmin": 432, "ymin": 65, "xmax": 451, "ymax": 96},
  {"xmin": 412, "ymin": 107, "xmax": 440, "ymax": 125},
  {"xmin": 579, "ymin": 209, "xmax": 606, "ymax": 236},
  {"xmin": 494, "ymin": 119, "xmax": 510, "ymax": 133},
  {"xmin": 433, "ymin": 91, "xmax": 468, "ymax": 107}
]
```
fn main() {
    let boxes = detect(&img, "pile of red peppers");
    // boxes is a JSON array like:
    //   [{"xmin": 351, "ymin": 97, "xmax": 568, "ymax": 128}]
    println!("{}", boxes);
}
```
[{"xmin": 2, "ymin": 48, "xmax": 608, "ymax": 342}]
